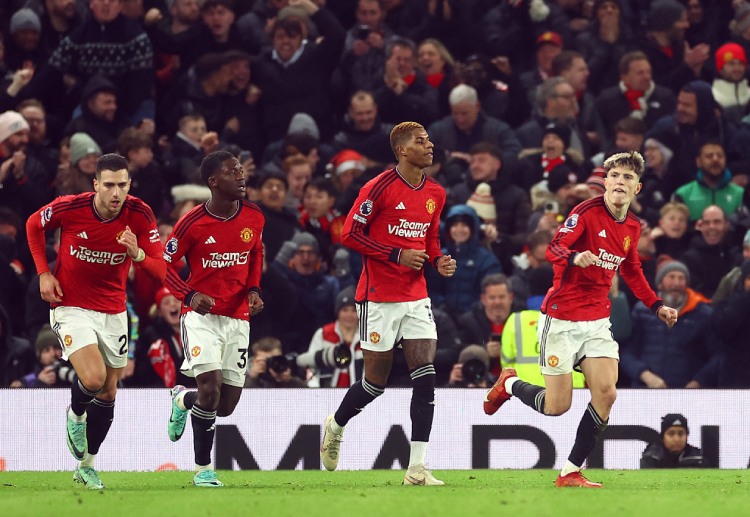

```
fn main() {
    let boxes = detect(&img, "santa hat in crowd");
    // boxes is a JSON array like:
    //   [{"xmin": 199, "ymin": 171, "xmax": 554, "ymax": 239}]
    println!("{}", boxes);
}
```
[
  {"xmin": 327, "ymin": 150, "xmax": 365, "ymax": 177},
  {"xmin": 466, "ymin": 182, "xmax": 496, "ymax": 221}
]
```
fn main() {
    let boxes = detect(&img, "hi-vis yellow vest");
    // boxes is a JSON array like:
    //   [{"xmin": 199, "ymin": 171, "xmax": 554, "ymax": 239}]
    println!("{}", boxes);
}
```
[{"xmin": 501, "ymin": 310, "xmax": 586, "ymax": 388}]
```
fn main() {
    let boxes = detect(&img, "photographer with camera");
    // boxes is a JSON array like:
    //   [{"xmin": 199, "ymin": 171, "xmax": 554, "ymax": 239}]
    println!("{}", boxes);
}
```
[
  {"xmin": 446, "ymin": 345, "xmax": 491, "ymax": 388},
  {"xmin": 18, "ymin": 325, "xmax": 76, "ymax": 388},
  {"xmin": 298, "ymin": 286, "xmax": 361, "ymax": 387},
  {"xmin": 244, "ymin": 337, "xmax": 307, "ymax": 388}
]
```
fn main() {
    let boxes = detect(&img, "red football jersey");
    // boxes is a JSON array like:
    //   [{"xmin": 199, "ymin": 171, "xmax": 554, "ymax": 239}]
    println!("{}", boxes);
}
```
[
  {"xmin": 341, "ymin": 168, "xmax": 445, "ymax": 303},
  {"xmin": 26, "ymin": 193, "xmax": 162, "ymax": 314},
  {"xmin": 543, "ymin": 196, "xmax": 661, "ymax": 321},
  {"xmin": 164, "ymin": 201, "xmax": 264, "ymax": 320}
]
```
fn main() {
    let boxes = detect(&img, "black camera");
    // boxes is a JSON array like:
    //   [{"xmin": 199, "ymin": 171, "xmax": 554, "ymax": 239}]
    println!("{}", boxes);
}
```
[
  {"xmin": 266, "ymin": 353, "xmax": 294, "ymax": 374},
  {"xmin": 296, "ymin": 343, "xmax": 352, "ymax": 370},
  {"xmin": 52, "ymin": 361, "xmax": 76, "ymax": 384},
  {"xmin": 355, "ymin": 24, "xmax": 371, "ymax": 40},
  {"xmin": 461, "ymin": 358, "xmax": 487, "ymax": 385}
]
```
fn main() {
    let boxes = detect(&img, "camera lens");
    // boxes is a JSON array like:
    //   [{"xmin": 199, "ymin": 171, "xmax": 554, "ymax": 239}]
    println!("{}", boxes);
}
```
[
  {"xmin": 266, "ymin": 354, "xmax": 290, "ymax": 373},
  {"xmin": 461, "ymin": 359, "xmax": 487, "ymax": 385},
  {"xmin": 333, "ymin": 344, "xmax": 352, "ymax": 367}
]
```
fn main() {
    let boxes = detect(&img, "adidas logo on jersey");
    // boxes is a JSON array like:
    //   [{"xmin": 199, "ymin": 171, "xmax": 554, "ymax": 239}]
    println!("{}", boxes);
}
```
[
  {"xmin": 77, "ymin": 231, "xmax": 88, "ymax": 239},
  {"xmin": 598, "ymin": 229, "xmax": 607, "ymax": 238},
  {"xmin": 395, "ymin": 202, "xmax": 406, "ymax": 210},
  {"xmin": 204, "ymin": 236, "xmax": 217, "ymax": 244}
]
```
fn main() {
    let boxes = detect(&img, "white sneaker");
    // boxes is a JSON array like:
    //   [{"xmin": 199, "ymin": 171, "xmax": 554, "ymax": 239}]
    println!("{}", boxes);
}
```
[
  {"xmin": 404, "ymin": 464, "xmax": 445, "ymax": 486},
  {"xmin": 320, "ymin": 414, "xmax": 343, "ymax": 471}
]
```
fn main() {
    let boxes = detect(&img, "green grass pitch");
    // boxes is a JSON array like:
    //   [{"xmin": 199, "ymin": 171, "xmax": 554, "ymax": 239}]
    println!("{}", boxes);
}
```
[{"xmin": 3, "ymin": 470, "xmax": 750, "ymax": 517}]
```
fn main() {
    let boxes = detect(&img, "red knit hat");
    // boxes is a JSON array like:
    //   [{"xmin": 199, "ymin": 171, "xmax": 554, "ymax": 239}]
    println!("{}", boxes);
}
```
[
  {"xmin": 327, "ymin": 149, "xmax": 365, "ymax": 176},
  {"xmin": 715, "ymin": 42, "xmax": 747, "ymax": 72},
  {"xmin": 536, "ymin": 31, "xmax": 563, "ymax": 48},
  {"xmin": 155, "ymin": 287, "xmax": 173, "ymax": 308}
]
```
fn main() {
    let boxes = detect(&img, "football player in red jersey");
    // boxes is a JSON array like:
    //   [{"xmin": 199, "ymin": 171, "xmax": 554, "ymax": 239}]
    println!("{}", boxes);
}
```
[
  {"xmin": 320, "ymin": 122, "xmax": 457, "ymax": 485},
  {"xmin": 484, "ymin": 151, "xmax": 679, "ymax": 488},
  {"xmin": 162, "ymin": 150, "xmax": 264, "ymax": 487},
  {"xmin": 26, "ymin": 153, "xmax": 166, "ymax": 489}
]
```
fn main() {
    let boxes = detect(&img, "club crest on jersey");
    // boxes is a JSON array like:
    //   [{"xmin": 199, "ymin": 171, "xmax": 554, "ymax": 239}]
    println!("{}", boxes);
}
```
[
  {"xmin": 564, "ymin": 214, "xmax": 579, "ymax": 229},
  {"xmin": 240, "ymin": 227, "xmax": 253, "ymax": 243},
  {"xmin": 40, "ymin": 207, "xmax": 52, "ymax": 227},
  {"xmin": 165, "ymin": 238, "xmax": 178, "ymax": 254},
  {"xmin": 64, "ymin": 335, "xmax": 72, "ymax": 347},
  {"xmin": 369, "ymin": 332, "xmax": 381, "ymax": 344},
  {"xmin": 623, "ymin": 235, "xmax": 631, "ymax": 252},
  {"xmin": 359, "ymin": 199, "xmax": 374, "ymax": 216},
  {"xmin": 426, "ymin": 198, "xmax": 436, "ymax": 214},
  {"xmin": 548, "ymin": 355, "xmax": 559, "ymax": 367},
  {"xmin": 191, "ymin": 346, "xmax": 201, "ymax": 357}
]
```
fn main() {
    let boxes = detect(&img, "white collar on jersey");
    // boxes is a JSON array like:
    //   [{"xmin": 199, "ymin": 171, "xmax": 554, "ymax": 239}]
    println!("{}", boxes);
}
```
[{"xmin": 204, "ymin": 199, "xmax": 240, "ymax": 220}]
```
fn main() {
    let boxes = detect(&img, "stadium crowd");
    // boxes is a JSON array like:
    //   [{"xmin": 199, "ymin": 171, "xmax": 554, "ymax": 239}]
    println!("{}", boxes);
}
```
[{"xmin": 2, "ymin": 0, "xmax": 750, "ymax": 391}]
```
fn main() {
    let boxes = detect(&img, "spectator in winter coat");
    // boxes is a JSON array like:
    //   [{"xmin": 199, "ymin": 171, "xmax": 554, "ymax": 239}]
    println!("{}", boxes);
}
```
[
  {"xmin": 427, "ymin": 205, "xmax": 502, "ymax": 316},
  {"xmin": 640, "ymin": 413, "xmax": 704, "ymax": 468}
]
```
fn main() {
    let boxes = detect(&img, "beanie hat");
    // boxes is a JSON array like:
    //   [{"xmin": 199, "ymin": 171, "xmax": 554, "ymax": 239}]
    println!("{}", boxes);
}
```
[
  {"xmin": 645, "ymin": 137, "xmax": 674, "ymax": 166},
  {"xmin": 200, "ymin": 0, "xmax": 234, "ymax": 12},
  {"xmin": 543, "ymin": 122, "xmax": 571, "ymax": 149},
  {"xmin": 171, "ymin": 184, "xmax": 212, "ymax": 204},
  {"xmin": 0, "ymin": 111, "xmax": 30, "ymax": 143},
  {"xmin": 647, "ymin": 0, "xmax": 686, "ymax": 32},
  {"xmin": 661, "ymin": 413, "xmax": 688, "ymax": 435},
  {"xmin": 446, "ymin": 210, "xmax": 476, "ymax": 237},
  {"xmin": 458, "ymin": 345, "xmax": 490, "ymax": 370},
  {"xmin": 715, "ymin": 42, "xmax": 747, "ymax": 72},
  {"xmin": 536, "ymin": 31, "xmax": 563, "ymax": 49},
  {"xmin": 547, "ymin": 164, "xmax": 578, "ymax": 193},
  {"xmin": 334, "ymin": 285, "xmax": 356, "ymax": 315},
  {"xmin": 327, "ymin": 150, "xmax": 365, "ymax": 176},
  {"xmin": 69, "ymin": 132, "xmax": 102, "ymax": 166},
  {"xmin": 292, "ymin": 231, "xmax": 319, "ymax": 254},
  {"xmin": 10, "ymin": 8, "xmax": 41, "ymax": 34},
  {"xmin": 655, "ymin": 258, "xmax": 690, "ymax": 286},
  {"xmin": 35, "ymin": 325, "xmax": 59, "ymax": 356},
  {"xmin": 287, "ymin": 113, "xmax": 320, "ymax": 140},
  {"xmin": 732, "ymin": 3, "xmax": 750, "ymax": 37},
  {"xmin": 466, "ymin": 182, "xmax": 496, "ymax": 221}
]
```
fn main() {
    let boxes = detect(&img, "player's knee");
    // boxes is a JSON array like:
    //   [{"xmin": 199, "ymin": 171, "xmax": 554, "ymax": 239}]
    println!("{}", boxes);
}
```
[
  {"xmin": 97, "ymin": 386, "xmax": 117, "ymax": 402},
  {"xmin": 594, "ymin": 385, "xmax": 617, "ymax": 409},
  {"xmin": 198, "ymin": 386, "xmax": 222, "ymax": 410},
  {"xmin": 543, "ymin": 396, "xmax": 572, "ymax": 416},
  {"xmin": 80, "ymin": 372, "xmax": 106, "ymax": 393}
]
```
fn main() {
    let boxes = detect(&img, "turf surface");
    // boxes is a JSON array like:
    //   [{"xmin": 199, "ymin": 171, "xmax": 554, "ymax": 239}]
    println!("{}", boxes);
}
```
[{"xmin": 2, "ymin": 470, "xmax": 749, "ymax": 517}]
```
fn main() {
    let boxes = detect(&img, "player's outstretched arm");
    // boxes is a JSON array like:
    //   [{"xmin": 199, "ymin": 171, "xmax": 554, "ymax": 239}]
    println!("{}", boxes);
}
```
[{"xmin": 657, "ymin": 305, "xmax": 678, "ymax": 328}]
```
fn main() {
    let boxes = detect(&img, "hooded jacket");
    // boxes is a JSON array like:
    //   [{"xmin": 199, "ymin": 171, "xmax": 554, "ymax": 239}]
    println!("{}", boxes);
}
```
[{"xmin": 427, "ymin": 205, "xmax": 502, "ymax": 314}]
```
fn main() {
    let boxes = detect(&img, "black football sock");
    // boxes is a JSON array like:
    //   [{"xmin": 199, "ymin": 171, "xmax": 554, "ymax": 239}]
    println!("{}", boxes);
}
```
[
  {"xmin": 71, "ymin": 377, "xmax": 100, "ymax": 416},
  {"xmin": 568, "ymin": 402, "xmax": 608, "ymax": 468},
  {"xmin": 191, "ymin": 404, "xmax": 217, "ymax": 467},
  {"xmin": 183, "ymin": 391, "xmax": 198, "ymax": 410},
  {"xmin": 410, "ymin": 364, "xmax": 436, "ymax": 442},
  {"xmin": 512, "ymin": 380, "xmax": 546, "ymax": 415},
  {"xmin": 86, "ymin": 398, "xmax": 115, "ymax": 455},
  {"xmin": 334, "ymin": 378, "xmax": 385, "ymax": 427}
]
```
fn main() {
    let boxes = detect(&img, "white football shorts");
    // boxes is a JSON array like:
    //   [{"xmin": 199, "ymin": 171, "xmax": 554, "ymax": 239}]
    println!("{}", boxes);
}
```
[
  {"xmin": 50, "ymin": 306, "xmax": 128, "ymax": 369},
  {"xmin": 180, "ymin": 311, "xmax": 250, "ymax": 387},
  {"xmin": 537, "ymin": 313, "xmax": 618, "ymax": 375},
  {"xmin": 356, "ymin": 297, "xmax": 437, "ymax": 352}
]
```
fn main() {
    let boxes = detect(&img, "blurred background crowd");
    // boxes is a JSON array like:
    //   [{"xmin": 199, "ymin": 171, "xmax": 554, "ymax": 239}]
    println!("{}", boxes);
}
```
[{"xmin": 1, "ymin": 0, "xmax": 750, "ymax": 392}]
